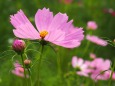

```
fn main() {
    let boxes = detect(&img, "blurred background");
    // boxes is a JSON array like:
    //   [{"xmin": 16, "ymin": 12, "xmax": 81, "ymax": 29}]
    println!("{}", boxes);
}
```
[
  {"xmin": 0, "ymin": 0, "xmax": 115, "ymax": 86},
  {"xmin": 0, "ymin": 0, "xmax": 115, "ymax": 56}
]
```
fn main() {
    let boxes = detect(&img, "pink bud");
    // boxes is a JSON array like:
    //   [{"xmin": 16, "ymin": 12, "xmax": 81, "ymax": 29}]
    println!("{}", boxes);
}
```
[
  {"xmin": 24, "ymin": 59, "xmax": 31, "ymax": 68},
  {"xmin": 90, "ymin": 53, "xmax": 96, "ymax": 59},
  {"xmin": 87, "ymin": 21, "xmax": 98, "ymax": 30},
  {"xmin": 12, "ymin": 39, "xmax": 25, "ymax": 54}
]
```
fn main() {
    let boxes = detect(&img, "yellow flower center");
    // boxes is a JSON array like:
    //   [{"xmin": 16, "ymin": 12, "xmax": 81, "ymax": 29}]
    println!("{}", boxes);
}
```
[{"xmin": 40, "ymin": 30, "xmax": 48, "ymax": 39}]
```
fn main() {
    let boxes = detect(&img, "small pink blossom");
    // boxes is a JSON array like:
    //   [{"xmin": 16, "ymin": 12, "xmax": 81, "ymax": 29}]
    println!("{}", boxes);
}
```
[
  {"xmin": 86, "ymin": 35, "xmax": 108, "ymax": 46},
  {"xmin": 10, "ymin": 8, "xmax": 84, "ymax": 48},
  {"xmin": 111, "ymin": 11, "xmax": 115, "ymax": 16},
  {"xmin": 72, "ymin": 56, "xmax": 90, "ymax": 77},
  {"xmin": 91, "ymin": 70, "xmax": 110, "ymax": 81},
  {"xmin": 90, "ymin": 53, "xmax": 96, "ymax": 59},
  {"xmin": 89, "ymin": 58, "xmax": 111, "ymax": 81},
  {"xmin": 87, "ymin": 21, "xmax": 97, "ymax": 30},
  {"xmin": 12, "ymin": 61, "xmax": 29, "ymax": 78},
  {"xmin": 108, "ymin": 8, "xmax": 114, "ymax": 13},
  {"xmin": 103, "ymin": 8, "xmax": 115, "ymax": 17}
]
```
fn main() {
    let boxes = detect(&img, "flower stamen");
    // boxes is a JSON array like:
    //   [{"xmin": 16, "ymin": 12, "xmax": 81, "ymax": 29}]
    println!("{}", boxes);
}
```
[{"xmin": 40, "ymin": 30, "xmax": 48, "ymax": 39}]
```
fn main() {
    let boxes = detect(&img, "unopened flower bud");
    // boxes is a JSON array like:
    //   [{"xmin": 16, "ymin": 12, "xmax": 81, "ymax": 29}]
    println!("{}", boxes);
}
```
[
  {"xmin": 114, "ymin": 39, "xmax": 115, "ymax": 43},
  {"xmin": 90, "ymin": 53, "xmax": 96, "ymax": 59},
  {"xmin": 87, "ymin": 21, "xmax": 98, "ymax": 30},
  {"xmin": 12, "ymin": 39, "xmax": 25, "ymax": 54},
  {"xmin": 24, "ymin": 59, "xmax": 31, "ymax": 68}
]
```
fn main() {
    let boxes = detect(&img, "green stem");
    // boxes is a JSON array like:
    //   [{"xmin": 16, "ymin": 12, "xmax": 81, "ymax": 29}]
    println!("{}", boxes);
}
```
[
  {"xmin": 57, "ymin": 53, "xmax": 61, "ymax": 75},
  {"xmin": 83, "ymin": 31, "xmax": 92, "ymax": 57},
  {"xmin": 66, "ymin": 78, "xmax": 71, "ymax": 86},
  {"xmin": 20, "ymin": 54, "xmax": 28, "ymax": 86},
  {"xmin": 108, "ymin": 59, "xmax": 115, "ymax": 86},
  {"xmin": 57, "ymin": 47, "xmax": 63, "ymax": 85},
  {"xmin": 83, "ymin": 41, "xmax": 90, "ymax": 57},
  {"xmin": 37, "ymin": 45, "xmax": 44, "ymax": 86},
  {"xmin": 27, "ymin": 68, "xmax": 32, "ymax": 86}
]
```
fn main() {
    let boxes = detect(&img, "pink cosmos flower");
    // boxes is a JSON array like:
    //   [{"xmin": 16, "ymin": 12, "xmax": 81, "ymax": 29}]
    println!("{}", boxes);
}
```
[
  {"xmin": 72, "ymin": 56, "xmax": 90, "ymax": 77},
  {"xmin": 91, "ymin": 70, "xmax": 111, "ymax": 81},
  {"xmin": 87, "ymin": 21, "xmax": 97, "ymax": 30},
  {"xmin": 86, "ymin": 35, "xmax": 108, "ymax": 46},
  {"xmin": 89, "ymin": 58, "xmax": 111, "ymax": 81},
  {"xmin": 10, "ymin": 8, "xmax": 84, "ymax": 48},
  {"xmin": 12, "ymin": 61, "xmax": 29, "ymax": 78}
]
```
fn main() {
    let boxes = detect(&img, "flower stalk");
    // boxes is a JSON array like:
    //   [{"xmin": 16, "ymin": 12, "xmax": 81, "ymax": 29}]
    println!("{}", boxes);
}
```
[
  {"xmin": 37, "ymin": 44, "xmax": 44, "ymax": 86},
  {"xmin": 20, "ymin": 54, "xmax": 28, "ymax": 86},
  {"xmin": 108, "ymin": 59, "xmax": 115, "ymax": 86}
]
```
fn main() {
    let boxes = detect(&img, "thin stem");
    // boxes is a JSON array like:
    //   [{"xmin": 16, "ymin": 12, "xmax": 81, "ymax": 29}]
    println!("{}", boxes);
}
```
[
  {"xmin": 83, "ymin": 41, "xmax": 90, "ymax": 55},
  {"xmin": 66, "ymin": 78, "xmax": 71, "ymax": 86},
  {"xmin": 83, "ymin": 31, "xmax": 92, "ymax": 57},
  {"xmin": 57, "ymin": 47, "xmax": 63, "ymax": 85},
  {"xmin": 108, "ymin": 59, "xmax": 115, "ymax": 86},
  {"xmin": 37, "ymin": 45, "xmax": 44, "ymax": 86},
  {"xmin": 57, "ymin": 53, "xmax": 61, "ymax": 75},
  {"xmin": 27, "ymin": 68, "xmax": 32, "ymax": 86},
  {"xmin": 21, "ymin": 54, "xmax": 28, "ymax": 86},
  {"xmin": 64, "ymin": 71, "xmax": 73, "ymax": 86}
]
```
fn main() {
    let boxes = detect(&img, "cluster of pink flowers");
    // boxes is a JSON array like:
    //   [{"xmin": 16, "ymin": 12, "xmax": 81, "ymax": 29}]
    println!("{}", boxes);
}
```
[
  {"xmin": 12, "ymin": 61, "xmax": 29, "ymax": 78},
  {"xmin": 71, "ymin": 53, "xmax": 115, "ymax": 81}
]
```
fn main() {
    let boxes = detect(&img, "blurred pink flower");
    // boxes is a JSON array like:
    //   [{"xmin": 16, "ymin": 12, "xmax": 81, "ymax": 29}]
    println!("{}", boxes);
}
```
[
  {"xmin": 72, "ymin": 56, "xmax": 90, "ymax": 77},
  {"xmin": 71, "ymin": 56, "xmax": 114, "ymax": 81},
  {"xmin": 111, "ymin": 11, "xmax": 115, "ymax": 16},
  {"xmin": 104, "ymin": 71, "xmax": 115, "ymax": 80},
  {"xmin": 86, "ymin": 35, "xmax": 108, "ymax": 46},
  {"xmin": 108, "ymin": 8, "xmax": 114, "ymax": 13},
  {"xmin": 89, "ymin": 58, "xmax": 111, "ymax": 81},
  {"xmin": 91, "ymin": 70, "xmax": 110, "ymax": 81},
  {"xmin": 112, "ymin": 72, "xmax": 115, "ymax": 80},
  {"xmin": 103, "ymin": 8, "xmax": 115, "ymax": 17},
  {"xmin": 90, "ymin": 53, "xmax": 96, "ymax": 59},
  {"xmin": 12, "ymin": 61, "xmax": 29, "ymax": 78},
  {"xmin": 87, "ymin": 21, "xmax": 97, "ymax": 30},
  {"xmin": 10, "ymin": 8, "xmax": 84, "ymax": 48}
]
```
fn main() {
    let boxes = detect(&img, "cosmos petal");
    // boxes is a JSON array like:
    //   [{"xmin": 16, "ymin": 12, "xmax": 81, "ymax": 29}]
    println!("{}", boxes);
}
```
[
  {"xmin": 35, "ymin": 8, "xmax": 53, "ymax": 32},
  {"xmin": 10, "ymin": 10, "xmax": 40, "ymax": 39}
]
